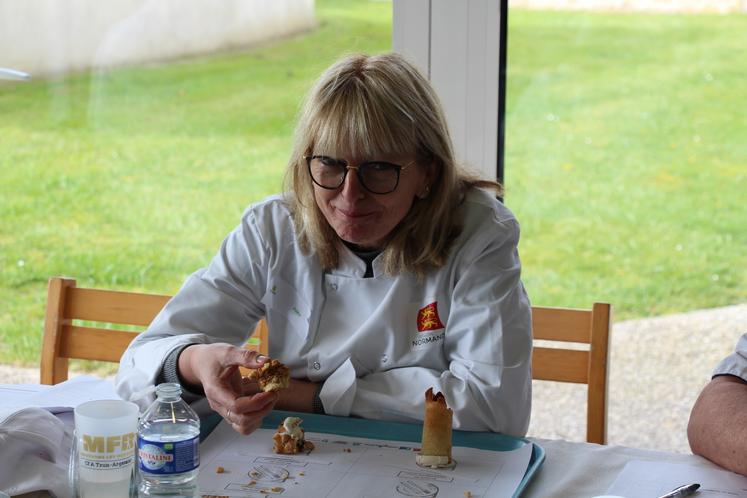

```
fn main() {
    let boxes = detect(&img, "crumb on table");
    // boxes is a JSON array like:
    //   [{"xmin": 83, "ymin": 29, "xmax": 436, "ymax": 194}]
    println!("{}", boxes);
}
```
[{"xmin": 215, "ymin": 466, "xmax": 225, "ymax": 474}]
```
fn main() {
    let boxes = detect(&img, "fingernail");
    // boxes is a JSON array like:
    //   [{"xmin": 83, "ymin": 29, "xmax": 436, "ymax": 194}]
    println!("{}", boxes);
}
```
[{"xmin": 257, "ymin": 355, "xmax": 268, "ymax": 362}]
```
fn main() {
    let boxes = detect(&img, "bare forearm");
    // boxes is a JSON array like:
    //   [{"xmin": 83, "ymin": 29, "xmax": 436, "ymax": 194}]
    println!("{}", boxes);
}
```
[
  {"xmin": 177, "ymin": 344, "xmax": 202, "ymax": 387},
  {"xmin": 688, "ymin": 375, "xmax": 747, "ymax": 476},
  {"xmin": 275, "ymin": 378, "xmax": 319, "ymax": 413}
]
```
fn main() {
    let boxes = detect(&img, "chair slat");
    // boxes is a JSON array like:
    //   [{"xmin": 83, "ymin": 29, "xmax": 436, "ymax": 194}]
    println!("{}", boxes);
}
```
[
  {"xmin": 587, "ymin": 302, "xmax": 612, "ymax": 443},
  {"xmin": 40, "ymin": 277, "xmax": 76, "ymax": 384},
  {"xmin": 532, "ymin": 306, "xmax": 592, "ymax": 343},
  {"xmin": 532, "ymin": 347, "xmax": 590, "ymax": 383},
  {"xmin": 65, "ymin": 287, "xmax": 170, "ymax": 326},
  {"xmin": 59, "ymin": 325, "xmax": 140, "ymax": 362}
]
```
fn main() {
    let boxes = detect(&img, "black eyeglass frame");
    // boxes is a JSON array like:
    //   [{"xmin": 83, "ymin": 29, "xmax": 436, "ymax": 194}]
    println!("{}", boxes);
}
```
[{"xmin": 304, "ymin": 155, "xmax": 415, "ymax": 195}]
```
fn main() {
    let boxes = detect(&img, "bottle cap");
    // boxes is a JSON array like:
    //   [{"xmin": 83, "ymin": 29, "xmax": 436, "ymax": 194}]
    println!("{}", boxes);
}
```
[{"xmin": 155, "ymin": 382, "xmax": 182, "ymax": 399}]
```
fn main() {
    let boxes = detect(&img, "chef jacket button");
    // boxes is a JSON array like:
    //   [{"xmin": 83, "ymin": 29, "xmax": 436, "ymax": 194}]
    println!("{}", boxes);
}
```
[
  {"xmin": 313, "ymin": 361, "xmax": 321, "ymax": 370},
  {"xmin": 329, "ymin": 283, "xmax": 338, "ymax": 291},
  {"xmin": 381, "ymin": 354, "xmax": 389, "ymax": 363}
]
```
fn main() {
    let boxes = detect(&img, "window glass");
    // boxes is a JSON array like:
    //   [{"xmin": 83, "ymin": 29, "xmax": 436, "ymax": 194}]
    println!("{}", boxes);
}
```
[
  {"xmin": 506, "ymin": 7, "xmax": 746, "ymax": 318},
  {"xmin": 0, "ymin": 0, "xmax": 391, "ymax": 367},
  {"xmin": 506, "ymin": 4, "xmax": 747, "ymax": 449}
]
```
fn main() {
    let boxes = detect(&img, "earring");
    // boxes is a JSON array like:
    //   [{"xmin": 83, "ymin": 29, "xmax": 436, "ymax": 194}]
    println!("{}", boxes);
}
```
[{"xmin": 419, "ymin": 185, "xmax": 430, "ymax": 199}]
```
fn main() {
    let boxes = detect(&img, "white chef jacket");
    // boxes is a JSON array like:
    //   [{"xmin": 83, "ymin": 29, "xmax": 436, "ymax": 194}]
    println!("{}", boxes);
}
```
[
  {"xmin": 116, "ymin": 188, "xmax": 533, "ymax": 436},
  {"xmin": 713, "ymin": 333, "xmax": 747, "ymax": 381}
]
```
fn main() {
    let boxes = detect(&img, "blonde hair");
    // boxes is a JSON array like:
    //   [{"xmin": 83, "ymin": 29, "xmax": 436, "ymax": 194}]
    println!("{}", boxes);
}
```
[{"xmin": 284, "ymin": 53, "xmax": 501, "ymax": 276}]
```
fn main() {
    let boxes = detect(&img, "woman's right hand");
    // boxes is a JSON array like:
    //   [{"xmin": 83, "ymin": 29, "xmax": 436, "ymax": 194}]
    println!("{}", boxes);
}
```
[{"xmin": 177, "ymin": 343, "xmax": 279, "ymax": 435}]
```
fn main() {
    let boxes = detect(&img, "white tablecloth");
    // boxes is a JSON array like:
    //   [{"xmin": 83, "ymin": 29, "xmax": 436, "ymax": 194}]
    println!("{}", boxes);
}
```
[
  {"xmin": 10, "ymin": 437, "xmax": 720, "ymax": 498},
  {"xmin": 523, "ymin": 438, "xmax": 718, "ymax": 497},
  {"xmin": 1, "ymin": 379, "xmax": 727, "ymax": 497}
]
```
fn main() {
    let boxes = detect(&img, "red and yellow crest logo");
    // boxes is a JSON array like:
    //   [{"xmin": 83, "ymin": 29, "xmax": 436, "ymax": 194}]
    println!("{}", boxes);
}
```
[{"xmin": 417, "ymin": 302, "xmax": 445, "ymax": 332}]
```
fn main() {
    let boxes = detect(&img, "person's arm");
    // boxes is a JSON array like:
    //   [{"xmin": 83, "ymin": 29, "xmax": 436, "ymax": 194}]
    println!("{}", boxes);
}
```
[
  {"xmin": 274, "ymin": 379, "xmax": 320, "ymax": 412},
  {"xmin": 687, "ymin": 375, "xmax": 747, "ymax": 476}
]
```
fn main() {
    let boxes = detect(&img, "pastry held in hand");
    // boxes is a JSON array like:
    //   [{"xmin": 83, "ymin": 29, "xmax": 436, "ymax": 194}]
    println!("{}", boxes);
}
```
[
  {"xmin": 416, "ymin": 387, "xmax": 455, "ymax": 469},
  {"xmin": 247, "ymin": 359, "xmax": 290, "ymax": 392}
]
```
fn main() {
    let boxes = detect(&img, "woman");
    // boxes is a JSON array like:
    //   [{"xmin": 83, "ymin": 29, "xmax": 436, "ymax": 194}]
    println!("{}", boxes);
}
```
[{"xmin": 116, "ymin": 53, "xmax": 532, "ymax": 437}]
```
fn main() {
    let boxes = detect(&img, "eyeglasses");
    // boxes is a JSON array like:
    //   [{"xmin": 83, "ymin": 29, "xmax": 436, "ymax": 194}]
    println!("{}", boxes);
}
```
[{"xmin": 304, "ymin": 155, "xmax": 414, "ymax": 195}]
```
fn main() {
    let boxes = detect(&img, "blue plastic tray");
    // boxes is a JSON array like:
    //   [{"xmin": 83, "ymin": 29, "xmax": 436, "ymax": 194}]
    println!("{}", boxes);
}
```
[{"xmin": 201, "ymin": 410, "xmax": 544, "ymax": 497}]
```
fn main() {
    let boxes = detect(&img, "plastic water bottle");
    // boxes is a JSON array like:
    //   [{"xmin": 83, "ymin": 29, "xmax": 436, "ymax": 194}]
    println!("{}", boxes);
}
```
[{"xmin": 137, "ymin": 383, "xmax": 200, "ymax": 496}]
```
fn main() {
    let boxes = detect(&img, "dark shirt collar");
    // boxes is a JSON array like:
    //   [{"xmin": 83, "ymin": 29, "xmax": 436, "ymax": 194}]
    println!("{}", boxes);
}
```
[{"xmin": 342, "ymin": 241, "xmax": 382, "ymax": 278}]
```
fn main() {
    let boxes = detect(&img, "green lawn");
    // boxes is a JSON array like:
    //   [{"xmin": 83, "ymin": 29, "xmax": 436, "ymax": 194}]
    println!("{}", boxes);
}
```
[
  {"xmin": 1, "ymin": 3, "xmax": 745, "ymax": 367},
  {"xmin": 0, "ymin": 0, "xmax": 393, "ymax": 366},
  {"xmin": 505, "ymin": 10, "xmax": 747, "ymax": 317}
]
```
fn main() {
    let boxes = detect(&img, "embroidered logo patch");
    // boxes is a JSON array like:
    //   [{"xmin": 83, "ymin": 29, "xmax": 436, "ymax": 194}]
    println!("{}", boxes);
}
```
[{"xmin": 417, "ymin": 302, "xmax": 445, "ymax": 332}]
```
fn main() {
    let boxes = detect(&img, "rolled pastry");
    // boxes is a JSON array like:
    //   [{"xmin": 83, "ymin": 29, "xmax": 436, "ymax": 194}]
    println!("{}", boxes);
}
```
[{"xmin": 416, "ymin": 388, "xmax": 454, "ymax": 468}]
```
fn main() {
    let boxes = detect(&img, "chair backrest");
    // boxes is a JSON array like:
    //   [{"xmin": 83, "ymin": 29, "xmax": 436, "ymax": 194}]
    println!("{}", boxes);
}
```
[
  {"xmin": 40, "ymin": 276, "xmax": 268, "ymax": 384},
  {"xmin": 41, "ymin": 277, "xmax": 610, "ymax": 443},
  {"xmin": 531, "ymin": 303, "xmax": 612, "ymax": 444}
]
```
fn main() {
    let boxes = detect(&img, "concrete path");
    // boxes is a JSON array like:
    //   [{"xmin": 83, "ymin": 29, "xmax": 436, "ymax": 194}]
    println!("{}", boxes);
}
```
[{"xmin": 3, "ymin": 304, "xmax": 745, "ymax": 454}]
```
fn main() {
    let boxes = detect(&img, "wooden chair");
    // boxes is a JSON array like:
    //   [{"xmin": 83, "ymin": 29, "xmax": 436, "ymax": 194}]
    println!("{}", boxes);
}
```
[
  {"xmin": 531, "ymin": 303, "xmax": 612, "ymax": 444},
  {"xmin": 40, "ymin": 276, "xmax": 269, "ymax": 385},
  {"xmin": 41, "ymin": 277, "xmax": 610, "ymax": 443}
]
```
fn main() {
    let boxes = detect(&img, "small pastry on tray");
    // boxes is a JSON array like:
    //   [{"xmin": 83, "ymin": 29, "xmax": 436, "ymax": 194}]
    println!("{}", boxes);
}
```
[{"xmin": 273, "ymin": 416, "xmax": 314, "ymax": 454}]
